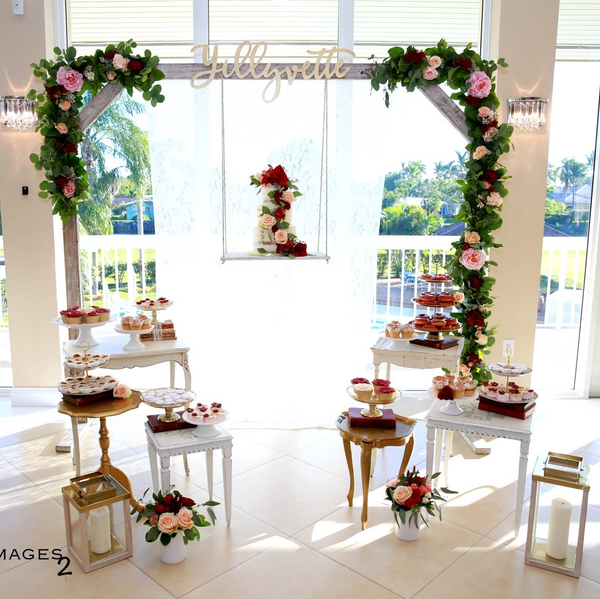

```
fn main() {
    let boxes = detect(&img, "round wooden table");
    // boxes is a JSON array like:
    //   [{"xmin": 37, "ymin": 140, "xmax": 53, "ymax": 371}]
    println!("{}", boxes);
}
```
[
  {"xmin": 58, "ymin": 392, "xmax": 142, "ymax": 509},
  {"xmin": 336, "ymin": 411, "xmax": 416, "ymax": 530}
]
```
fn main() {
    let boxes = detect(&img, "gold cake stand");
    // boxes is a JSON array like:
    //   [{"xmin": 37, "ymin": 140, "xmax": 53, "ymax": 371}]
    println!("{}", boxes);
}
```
[{"xmin": 346, "ymin": 386, "xmax": 401, "ymax": 418}]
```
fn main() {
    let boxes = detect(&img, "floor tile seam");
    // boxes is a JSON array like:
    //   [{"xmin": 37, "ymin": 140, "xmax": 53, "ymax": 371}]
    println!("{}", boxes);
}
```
[
  {"xmin": 238, "ymin": 430, "xmax": 338, "ymax": 454},
  {"xmin": 0, "ymin": 424, "xmax": 71, "ymax": 450},
  {"xmin": 125, "ymin": 557, "xmax": 179, "ymax": 599},
  {"xmin": 284, "ymin": 453, "xmax": 366, "ymax": 486}
]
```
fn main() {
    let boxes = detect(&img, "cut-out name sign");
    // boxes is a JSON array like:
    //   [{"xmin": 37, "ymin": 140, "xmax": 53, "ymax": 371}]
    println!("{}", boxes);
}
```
[{"xmin": 190, "ymin": 41, "xmax": 355, "ymax": 102}]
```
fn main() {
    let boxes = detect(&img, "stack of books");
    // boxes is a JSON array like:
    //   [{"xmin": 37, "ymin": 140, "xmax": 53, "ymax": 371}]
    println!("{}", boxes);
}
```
[
  {"xmin": 140, "ymin": 319, "xmax": 177, "ymax": 342},
  {"xmin": 348, "ymin": 407, "xmax": 397, "ymax": 428},
  {"xmin": 478, "ymin": 396, "xmax": 535, "ymax": 420},
  {"xmin": 147, "ymin": 411, "xmax": 195, "ymax": 433}
]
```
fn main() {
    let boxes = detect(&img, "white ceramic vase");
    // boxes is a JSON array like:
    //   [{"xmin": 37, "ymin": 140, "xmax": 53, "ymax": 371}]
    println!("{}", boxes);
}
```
[
  {"xmin": 395, "ymin": 516, "xmax": 421, "ymax": 541},
  {"xmin": 159, "ymin": 533, "xmax": 186, "ymax": 564}
]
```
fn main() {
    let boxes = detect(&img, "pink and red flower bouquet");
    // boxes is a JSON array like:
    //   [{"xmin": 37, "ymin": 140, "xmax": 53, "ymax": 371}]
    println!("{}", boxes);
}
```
[
  {"xmin": 385, "ymin": 466, "xmax": 456, "ymax": 529},
  {"xmin": 132, "ymin": 488, "xmax": 218, "ymax": 546}
]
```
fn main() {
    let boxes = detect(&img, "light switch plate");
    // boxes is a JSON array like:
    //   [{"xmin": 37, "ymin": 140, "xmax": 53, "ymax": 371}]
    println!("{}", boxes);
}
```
[{"xmin": 13, "ymin": 1, "xmax": 24, "ymax": 16}]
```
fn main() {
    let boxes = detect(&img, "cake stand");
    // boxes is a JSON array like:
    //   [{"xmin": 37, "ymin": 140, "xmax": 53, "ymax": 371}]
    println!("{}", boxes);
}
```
[
  {"xmin": 346, "ymin": 385, "xmax": 401, "ymax": 418},
  {"xmin": 427, "ymin": 387, "xmax": 479, "ymax": 415},
  {"xmin": 183, "ymin": 410, "xmax": 229, "ymax": 437},
  {"xmin": 140, "ymin": 388, "xmax": 196, "ymax": 422},
  {"xmin": 52, "ymin": 317, "xmax": 111, "ymax": 347},
  {"xmin": 114, "ymin": 324, "xmax": 154, "ymax": 351},
  {"xmin": 132, "ymin": 302, "xmax": 172, "ymax": 325}
]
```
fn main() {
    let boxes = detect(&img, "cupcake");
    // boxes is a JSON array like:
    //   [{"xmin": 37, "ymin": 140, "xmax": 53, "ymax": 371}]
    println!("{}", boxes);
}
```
[
  {"xmin": 140, "ymin": 315, "xmax": 151, "ymax": 329},
  {"xmin": 450, "ymin": 382, "xmax": 465, "ymax": 399},
  {"xmin": 121, "ymin": 316, "xmax": 133, "ymax": 330},
  {"xmin": 94, "ymin": 307, "xmax": 111, "ymax": 322},
  {"xmin": 130, "ymin": 318, "xmax": 142, "ymax": 330},
  {"xmin": 84, "ymin": 310, "xmax": 100, "ymax": 324},
  {"xmin": 400, "ymin": 324, "xmax": 415, "ymax": 338},
  {"xmin": 351, "ymin": 377, "xmax": 370, "ymax": 385},
  {"xmin": 372, "ymin": 379, "xmax": 391, "ymax": 388},
  {"xmin": 522, "ymin": 389, "xmax": 535, "ymax": 400},
  {"xmin": 374, "ymin": 386, "xmax": 395, "ymax": 401},
  {"xmin": 464, "ymin": 380, "xmax": 478, "ymax": 397},
  {"xmin": 353, "ymin": 383, "xmax": 374, "ymax": 400},
  {"xmin": 386, "ymin": 321, "xmax": 402, "ymax": 338}
]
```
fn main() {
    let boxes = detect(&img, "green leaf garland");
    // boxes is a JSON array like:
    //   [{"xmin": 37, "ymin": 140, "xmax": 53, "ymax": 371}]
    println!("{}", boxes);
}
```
[
  {"xmin": 367, "ymin": 39, "xmax": 513, "ymax": 383},
  {"xmin": 28, "ymin": 39, "xmax": 165, "ymax": 224}
]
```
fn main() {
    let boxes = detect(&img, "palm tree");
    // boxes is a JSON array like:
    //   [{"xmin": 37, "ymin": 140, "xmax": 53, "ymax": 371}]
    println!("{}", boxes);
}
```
[
  {"xmin": 79, "ymin": 93, "xmax": 151, "ymax": 235},
  {"xmin": 557, "ymin": 158, "xmax": 588, "ymax": 205}
]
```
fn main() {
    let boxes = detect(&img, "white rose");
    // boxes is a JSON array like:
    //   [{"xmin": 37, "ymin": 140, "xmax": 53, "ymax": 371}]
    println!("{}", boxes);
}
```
[
  {"xmin": 274, "ymin": 229, "xmax": 288, "ymax": 244},
  {"xmin": 486, "ymin": 192, "xmax": 503, "ymax": 207},
  {"xmin": 473, "ymin": 146, "xmax": 490, "ymax": 160},
  {"xmin": 453, "ymin": 292, "xmax": 465, "ymax": 303},
  {"xmin": 428, "ymin": 55, "xmax": 442, "ymax": 68},
  {"xmin": 112, "ymin": 53, "xmax": 130, "ymax": 70},
  {"xmin": 282, "ymin": 190, "xmax": 295, "ymax": 203},
  {"xmin": 464, "ymin": 231, "xmax": 481, "ymax": 245},
  {"xmin": 476, "ymin": 332, "xmax": 488, "ymax": 345}
]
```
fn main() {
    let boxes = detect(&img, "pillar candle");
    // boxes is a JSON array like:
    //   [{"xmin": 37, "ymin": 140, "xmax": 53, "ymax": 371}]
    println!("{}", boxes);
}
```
[
  {"xmin": 90, "ymin": 506, "xmax": 112, "ymax": 554},
  {"xmin": 546, "ymin": 498, "xmax": 571, "ymax": 560}
]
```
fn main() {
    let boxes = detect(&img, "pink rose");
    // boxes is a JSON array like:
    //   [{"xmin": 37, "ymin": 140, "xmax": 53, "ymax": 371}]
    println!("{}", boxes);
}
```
[
  {"xmin": 459, "ymin": 248, "xmax": 487, "ymax": 271},
  {"xmin": 486, "ymin": 192, "xmax": 503, "ymax": 207},
  {"xmin": 106, "ymin": 71, "xmax": 116, "ymax": 81},
  {"xmin": 112, "ymin": 53, "xmax": 130, "ymax": 70},
  {"xmin": 385, "ymin": 479, "xmax": 399, "ymax": 488},
  {"xmin": 282, "ymin": 190, "xmax": 295, "ymax": 203},
  {"xmin": 113, "ymin": 383, "xmax": 132, "ymax": 399},
  {"xmin": 177, "ymin": 507, "xmax": 194, "ymax": 530},
  {"xmin": 472, "ymin": 146, "xmax": 490, "ymax": 160},
  {"xmin": 476, "ymin": 332, "xmax": 488, "ymax": 345},
  {"xmin": 419, "ymin": 483, "xmax": 433, "ymax": 494},
  {"xmin": 466, "ymin": 70, "xmax": 492, "ymax": 99},
  {"xmin": 274, "ymin": 229, "xmax": 288, "ymax": 244},
  {"xmin": 464, "ymin": 231, "xmax": 481, "ymax": 244},
  {"xmin": 56, "ymin": 66, "xmax": 84, "ymax": 93},
  {"xmin": 148, "ymin": 514, "xmax": 159, "ymax": 525},
  {"xmin": 59, "ymin": 100, "xmax": 71, "ymax": 111},
  {"xmin": 483, "ymin": 127, "xmax": 498, "ymax": 142},
  {"xmin": 157, "ymin": 512, "xmax": 178, "ymax": 534},
  {"xmin": 478, "ymin": 106, "xmax": 493, "ymax": 120},
  {"xmin": 428, "ymin": 55, "xmax": 442, "ymax": 68},
  {"xmin": 55, "ymin": 123, "xmax": 68, "ymax": 134},
  {"xmin": 261, "ymin": 214, "xmax": 276, "ymax": 228},
  {"xmin": 62, "ymin": 180, "xmax": 76, "ymax": 198},
  {"xmin": 422, "ymin": 66, "xmax": 439, "ymax": 81},
  {"xmin": 458, "ymin": 363, "xmax": 471, "ymax": 376},
  {"xmin": 453, "ymin": 291, "xmax": 465, "ymax": 303},
  {"xmin": 392, "ymin": 485, "xmax": 413, "ymax": 505}
]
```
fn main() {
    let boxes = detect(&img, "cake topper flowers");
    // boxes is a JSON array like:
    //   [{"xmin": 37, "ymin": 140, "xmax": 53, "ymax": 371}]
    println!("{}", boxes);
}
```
[{"xmin": 250, "ymin": 165, "xmax": 307, "ymax": 257}]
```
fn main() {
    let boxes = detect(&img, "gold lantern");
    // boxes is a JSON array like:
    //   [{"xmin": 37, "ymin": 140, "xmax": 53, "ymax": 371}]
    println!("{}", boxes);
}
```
[
  {"xmin": 61, "ymin": 472, "xmax": 133, "ymax": 573},
  {"xmin": 525, "ymin": 453, "xmax": 591, "ymax": 578}
]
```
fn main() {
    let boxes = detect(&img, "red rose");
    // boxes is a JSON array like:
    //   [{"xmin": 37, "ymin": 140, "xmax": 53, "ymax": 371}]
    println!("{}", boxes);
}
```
[
  {"xmin": 463, "ymin": 243, "xmax": 470, "ymax": 250},
  {"xmin": 181, "ymin": 496, "xmax": 196, "ymax": 507},
  {"xmin": 483, "ymin": 170, "xmax": 498, "ymax": 184},
  {"xmin": 456, "ymin": 57, "xmax": 472, "ymax": 70},
  {"xmin": 105, "ymin": 50, "xmax": 118, "ymax": 60},
  {"xmin": 55, "ymin": 176, "xmax": 67, "ymax": 189},
  {"xmin": 163, "ymin": 494, "xmax": 172, "ymax": 503},
  {"xmin": 274, "ymin": 207, "xmax": 286, "ymax": 222},
  {"xmin": 405, "ymin": 49, "xmax": 426, "ymax": 64},
  {"xmin": 62, "ymin": 142, "xmax": 78, "ymax": 155},
  {"xmin": 291, "ymin": 242, "xmax": 308, "ymax": 257},
  {"xmin": 468, "ymin": 275, "xmax": 483, "ymax": 290},
  {"xmin": 128, "ymin": 59, "xmax": 143, "ymax": 75},
  {"xmin": 270, "ymin": 165, "xmax": 289, "ymax": 187},
  {"xmin": 481, "ymin": 120, "xmax": 498, "ymax": 133},
  {"xmin": 276, "ymin": 240, "xmax": 294, "ymax": 254},
  {"xmin": 155, "ymin": 504, "xmax": 166, "ymax": 513},
  {"xmin": 46, "ymin": 85, "xmax": 65, "ymax": 100},
  {"xmin": 464, "ymin": 95, "xmax": 480, "ymax": 108},
  {"xmin": 465, "ymin": 309, "xmax": 485, "ymax": 328},
  {"xmin": 405, "ymin": 487, "xmax": 423, "ymax": 508}
]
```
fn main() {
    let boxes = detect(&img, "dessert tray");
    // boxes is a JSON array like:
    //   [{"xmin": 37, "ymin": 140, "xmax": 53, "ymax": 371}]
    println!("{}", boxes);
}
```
[
  {"xmin": 488, "ymin": 362, "xmax": 532, "ymax": 376},
  {"xmin": 64, "ymin": 353, "xmax": 110, "ymax": 371},
  {"xmin": 58, "ymin": 375, "xmax": 119, "ymax": 396},
  {"xmin": 347, "ymin": 385, "xmax": 401, "ymax": 418},
  {"xmin": 114, "ymin": 324, "xmax": 154, "ymax": 351},
  {"xmin": 479, "ymin": 388, "xmax": 538, "ymax": 405},
  {"xmin": 133, "ymin": 298, "xmax": 173, "ymax": 325},
  {"xmin": 411, "ymin": 297, "xmax": 457, "ymax": 308},
  {"xmin": 140, "ymin": 387, "xmax": 196, "ymax": 422},
  {"xmin": 52, "ymin": 317, "xmax": 112, "ymax": 347},
  {"xmin": 182, "ymin": 410, "xmax": 229, "ymax": 437}
]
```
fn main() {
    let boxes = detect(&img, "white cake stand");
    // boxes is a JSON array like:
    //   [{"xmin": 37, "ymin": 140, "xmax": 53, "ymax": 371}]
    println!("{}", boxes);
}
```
[
  {"xmin": 183, "ymin": 410, "xmax": 229, "ymax": 438},
  {"xmin": 52, "ymin": 318, "xmax": 111, "ymax": 347},
  {"xmin": 114, "ymin": 324, "xmax": 154, "ymax": 351},
  {"xmin": 132, "ymin": 302, "xmax": 172, "ymax": 325},
  {"xmin": 427, "ymin": 387, "xmax": 479, "ymax": 415}
]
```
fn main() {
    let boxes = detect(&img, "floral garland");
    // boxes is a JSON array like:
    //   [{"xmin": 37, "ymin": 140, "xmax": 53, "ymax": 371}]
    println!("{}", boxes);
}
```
[
  {"xmin": 28, "ymin": 40, "xmax": 165, "ymax": 224},
  {"xmin": 250, "ymin": 164, "xmax": 307, "ymax": 257},
  {"xmin": 367, "ymin": 39, "xmax": 513, "ymax": 383}
]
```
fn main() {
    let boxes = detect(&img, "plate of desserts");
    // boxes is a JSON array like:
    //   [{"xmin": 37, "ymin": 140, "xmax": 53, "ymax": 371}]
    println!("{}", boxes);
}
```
[
  {"xmin": 488, "ymin": 362, "xmax": 532, "ymax": 376},
  {"xmin": 479, "ymin": 381, "xmax": 537, "ymax": 404},
  {"xmin": 58, "ymin": 375, "xmax": 119, "ymax": 396}
]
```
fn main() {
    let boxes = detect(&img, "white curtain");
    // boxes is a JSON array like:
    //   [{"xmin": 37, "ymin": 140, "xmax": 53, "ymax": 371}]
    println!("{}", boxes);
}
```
[{"xmin": 147, "ymin": 78, "xmax": 460, "ymax": 427}]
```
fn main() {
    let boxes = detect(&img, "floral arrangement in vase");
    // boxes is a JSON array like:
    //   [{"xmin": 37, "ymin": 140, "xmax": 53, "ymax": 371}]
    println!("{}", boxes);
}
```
[
  {"xmin": 385, "ymin": 466, "xmax": 457, "ymax": 528},
  {"xmin": 133, "ymin": 489, "xmax": 218, "ymax": 545},
  {"xmin": 250, "ymin": 164, "xmax": 307, "ymax": 257}
]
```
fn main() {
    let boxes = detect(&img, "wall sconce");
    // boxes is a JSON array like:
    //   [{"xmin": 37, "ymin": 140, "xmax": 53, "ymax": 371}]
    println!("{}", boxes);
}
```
[
  {"xmin": 0, "ymin": 95, "xmax": 38, "ymax": 131},
  {"xmin": 507, "ymin": 97, "xmax": 548, "ymax": 132}
]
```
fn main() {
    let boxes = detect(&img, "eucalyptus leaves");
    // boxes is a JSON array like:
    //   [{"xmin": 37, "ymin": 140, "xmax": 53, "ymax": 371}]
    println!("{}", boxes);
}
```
[
  {"xmin": 368, "ymin": 39, "xmax": 513, "ymax": 383},
  {"xmin": 28, "ymin": 40, "xmax": 165, "ymax": 224}
]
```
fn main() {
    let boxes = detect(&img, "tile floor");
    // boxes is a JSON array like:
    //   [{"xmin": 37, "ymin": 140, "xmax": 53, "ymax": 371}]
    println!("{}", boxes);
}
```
[{"xmin": 0, "ymin": 396, "xmax": 599, "ymax": 598}]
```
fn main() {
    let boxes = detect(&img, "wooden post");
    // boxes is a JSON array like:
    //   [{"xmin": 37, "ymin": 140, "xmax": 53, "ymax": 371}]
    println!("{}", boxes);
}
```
[{"xmin": 63, "ymin": 215, "xmax": 81, "ymax": 339}]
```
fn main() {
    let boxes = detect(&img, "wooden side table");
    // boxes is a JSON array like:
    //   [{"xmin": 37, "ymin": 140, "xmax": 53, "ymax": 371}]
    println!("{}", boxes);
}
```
[
  {"xmin": 57, "ymin": 392, "xmax": 142, "ymax": 509},
  {"xmin": 336, "ymin": 411, "xmax": 416, "ymax": 530},
  {"xmin": 145, "ymin": 423, "xmax": 233, "ymax": 526}
]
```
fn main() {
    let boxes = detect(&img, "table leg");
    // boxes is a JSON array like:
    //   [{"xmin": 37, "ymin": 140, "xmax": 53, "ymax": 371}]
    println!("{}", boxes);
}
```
[
  {"xmin": 397, "ymin": 435, "xmax": 414, "ymax": 478},
  {"xmin": 206, "ymin": 449, "xmax": 214, "ymax": 500},
  {"xmin": 370, "ymin": 449, "xmax": 377, "ymax": 477},
  {"xmin": 432, "ymin": 429, "xmax": 444, "ymax": 486},
  {"xmin": 385, "ymin": 363, "xmax": 391, "ymax": 381},
  {"xmin": 514, "ymin": 438, "xmax": 530, "ymax": 537},
  {"xmin": 170, "ymin": 361, "xmax": 176, "ymax": 388},
  {"xmin": 222, "ymin": 444, "xmax": 232, "ymax": 526},
  {"xmin": 183, "ymin": 353, "xmax": 192, "ymax": 391},
  {"xmin": 183, "ymin": 454, "xmax": 190, "ymax": 477},
  {"xmin": 443, "ymin": 430, "xmax": 453, "ymax": 489},
  {"xmin": 147, "ymin": 440, "xmax": 159, "ymax": 494},
  {"xmin": 373, "ymin": 360, "xmax": 380, "ymax": 380},
  {"xmin": 341, "ymin": 438, "xmax": 354, "ymax": 507},
  {"xmin": 426, "ymin": 424, "xmax": 435, "ymax": 483},
  {"xmin": 360, "ymin": 444, "xmax": 373, "ymax": 530},
  {"xmin": 71, "ymin": 417, "xmax": 81, "ymax": 476},
  {"xmin": 159, "ymin": 455, "xmax": 171, "ymax": 494}
]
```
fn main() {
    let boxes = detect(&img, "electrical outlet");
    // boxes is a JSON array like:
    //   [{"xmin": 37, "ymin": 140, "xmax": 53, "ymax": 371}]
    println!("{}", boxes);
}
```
[
  {"xmin": 13, "ymin": 1, "xmax": 24, "ymax": 16},
  {"xmin": 502, "ymin": 339, "xmax": 515, "ymax": 357}
]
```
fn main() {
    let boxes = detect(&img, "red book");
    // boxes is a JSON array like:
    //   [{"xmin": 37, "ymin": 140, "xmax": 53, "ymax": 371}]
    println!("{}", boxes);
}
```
[
  {"xmin": 348, "ymin": 407, "xmax": 397, "ymax": 428},
  {"xmin": 61, "ymin": 389, "xmax": 114, "ymax": 406},
  {"xmin": 147, "ymin": 411, "xmax": 196, "ymax": 433},
  {"xmin": 478, "ymin": 398, "xmax": 536, "ymax": 420}
]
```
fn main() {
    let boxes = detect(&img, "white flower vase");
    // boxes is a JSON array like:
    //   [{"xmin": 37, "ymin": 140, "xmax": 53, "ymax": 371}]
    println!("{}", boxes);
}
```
[
  {"xmin": 395, "ymin": 517, "xmax": 421, "ymax": 541},
  {"xmin": 159, "ymin": 533, "xmax": 186, "ymax": 564}
]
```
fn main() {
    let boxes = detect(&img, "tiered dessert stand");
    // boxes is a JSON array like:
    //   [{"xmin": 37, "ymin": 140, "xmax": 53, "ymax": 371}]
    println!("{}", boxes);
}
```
[
  {"xmin": 410, "ymin": 273, "xmax": 460, "ymax": 350},
  {"xmin": 60, "ymin": 346, "xmax": 118, "ymax": 404},
  {"xmin": 140, "ymin": 387, "xmax": 196, "ymax": 423},
  {"xmin": 486, "ymin": 358, "xmax": 536, "ymax": 404},
  {"xmin": 133, "ymin": 299, "xmax": 173, "ymax": 326},
  {"xmin": 53, "ymin": 317, "xmax": 112, "ymax": 347},
  {"xmin": 346, "ymin": 386, "xmax": 402, "ymax": 418}
]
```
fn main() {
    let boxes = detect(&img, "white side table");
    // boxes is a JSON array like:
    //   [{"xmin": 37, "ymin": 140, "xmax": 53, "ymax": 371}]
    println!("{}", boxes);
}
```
[
  {"xmin": 144, "ymin": 422, "xmax": 233, "ymax": 526},
  {"xmin": 425, "ymin": 399, "xmax": 533, "ymax": 537}
]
